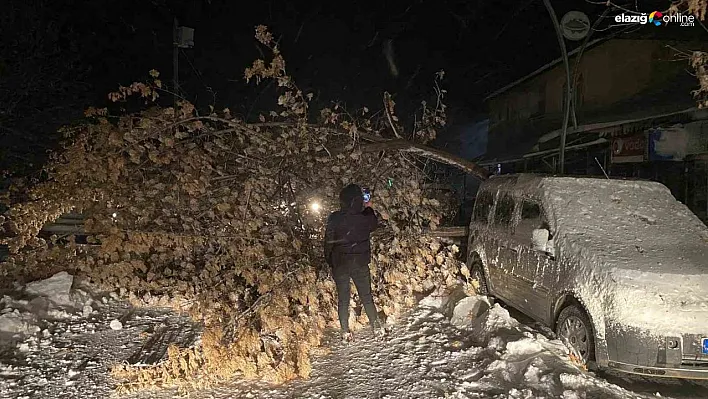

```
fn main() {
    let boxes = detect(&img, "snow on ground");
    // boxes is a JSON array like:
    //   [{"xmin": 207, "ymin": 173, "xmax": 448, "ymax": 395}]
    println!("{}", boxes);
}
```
[
  {"xmin": 128, "ymin": 294, "xmax": 708, "ymax": 399},
  {"xmin": 0, "ymin": 272, "xmax": 201, "ymax": 399},
  {"xmin": 3, "ymin": 274, "xmax": 707, "ymax": 399}
]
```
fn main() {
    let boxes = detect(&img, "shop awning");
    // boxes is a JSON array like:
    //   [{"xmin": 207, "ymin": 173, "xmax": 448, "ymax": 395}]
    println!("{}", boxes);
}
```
[
  {"xmin": 538, "ymin": 107, "xmax": 708, "ymax": 144},
  {"xmin": 481, "ymin": 107, "xmax": 708, "ymax": 167},
  {"xmin": 479, "ymin": 138, "xmax": 608, "ymax": 167}
]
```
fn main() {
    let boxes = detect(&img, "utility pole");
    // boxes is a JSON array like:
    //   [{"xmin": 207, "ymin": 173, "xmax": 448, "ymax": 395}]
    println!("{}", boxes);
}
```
[
  {"xmin": 172, "ymin": 18, "xmax": 195, "ymax": 109},
  {"xmin": 543, "ymin": 0, "xmax": 572, "ymax": 175},
  {"xmin": 570, "ymin": 7, "xmax": 612, "ymax": 126},
  {"xmin": 173, "ymin": 17, "xmax": 179, "ymax": 109}
]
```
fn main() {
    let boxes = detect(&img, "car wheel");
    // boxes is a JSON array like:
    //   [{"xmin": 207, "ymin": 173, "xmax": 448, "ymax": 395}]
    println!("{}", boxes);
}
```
[
  {"xmin": 555, "ymin": 305, "xmax": 595, "ymax": 365},
  {"xmin": 469, "ymin": 258, "xmax": 489, "ymax": 296}
]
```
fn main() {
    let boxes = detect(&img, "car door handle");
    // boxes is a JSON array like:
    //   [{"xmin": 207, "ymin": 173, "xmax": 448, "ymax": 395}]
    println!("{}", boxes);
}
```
[{"xmin": 539, "ymin": 250, "xmax": 555, "ymax": 261}]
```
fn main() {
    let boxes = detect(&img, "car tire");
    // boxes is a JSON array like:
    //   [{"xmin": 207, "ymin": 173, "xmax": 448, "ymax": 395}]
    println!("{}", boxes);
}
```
[
  {"xmin": 469, "ymin": 257, "xmax": 489, "ymax": 296},
  {"xmin": 555, "ymin": 304, "xmax": 595, "ymax": 365}
]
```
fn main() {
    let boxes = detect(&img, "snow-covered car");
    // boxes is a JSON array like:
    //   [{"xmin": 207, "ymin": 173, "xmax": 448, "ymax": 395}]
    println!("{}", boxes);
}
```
[{"xmin": 466, "ymin": 174, "xmax": 708, "ymax": 379}]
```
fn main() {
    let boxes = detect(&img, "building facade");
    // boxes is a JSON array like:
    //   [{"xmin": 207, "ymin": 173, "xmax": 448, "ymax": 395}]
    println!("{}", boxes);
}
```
[{"xmin": 481, "ymin": 37, "xmax": 708, "ymax": 223}]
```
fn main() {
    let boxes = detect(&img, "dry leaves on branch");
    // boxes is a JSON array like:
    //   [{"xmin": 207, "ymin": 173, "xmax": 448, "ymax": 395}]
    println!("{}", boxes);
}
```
[{"xmin": 0, "ymin": 25, "xmax": 464, "ymax": 393}]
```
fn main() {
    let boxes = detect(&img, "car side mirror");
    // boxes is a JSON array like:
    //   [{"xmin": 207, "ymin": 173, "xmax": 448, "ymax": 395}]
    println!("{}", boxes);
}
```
[{"xmin": 532, "ymin": 228, "xmax": 550, "ymax": 252}]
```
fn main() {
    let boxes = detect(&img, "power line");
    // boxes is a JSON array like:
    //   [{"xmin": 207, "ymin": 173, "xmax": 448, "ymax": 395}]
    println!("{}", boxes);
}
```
[
  {"xmin": 491, "ymin": 0, "xmax": 537, "ymax": 41},
  {"xmin": 180, "ymin": 48, "xmax": 217, "ymax": 106}
]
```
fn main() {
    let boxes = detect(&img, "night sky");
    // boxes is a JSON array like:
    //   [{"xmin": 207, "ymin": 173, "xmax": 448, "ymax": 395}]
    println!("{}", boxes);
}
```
[{"xmin": 0, "ymin": 0, "xmax": 682, "ymax": 174}]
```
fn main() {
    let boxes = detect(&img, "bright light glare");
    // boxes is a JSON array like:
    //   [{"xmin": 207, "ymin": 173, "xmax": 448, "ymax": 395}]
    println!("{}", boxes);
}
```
[
  {"xmin": 310, "ymin": 202, "xmax": 321, "ymax": 212},
  {"xmin": 112, "ymin": 212, "xmax": 118, "ymax": 218}
]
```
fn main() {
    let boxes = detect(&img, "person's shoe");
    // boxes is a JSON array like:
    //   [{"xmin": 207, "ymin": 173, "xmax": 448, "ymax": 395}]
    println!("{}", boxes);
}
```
[
  {"xmin": 372, "ymin": 321, "xmax": 386, "ymax": 338},
  {"xmin": 341, "ymin": 331, "xmax": 353, "ymax": 343}
]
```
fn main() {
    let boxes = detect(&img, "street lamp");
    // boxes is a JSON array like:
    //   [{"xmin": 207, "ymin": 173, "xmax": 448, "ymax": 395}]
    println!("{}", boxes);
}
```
[{"xmin": 542, "ymin": 2, "xmax": 590, "ymax": 174}]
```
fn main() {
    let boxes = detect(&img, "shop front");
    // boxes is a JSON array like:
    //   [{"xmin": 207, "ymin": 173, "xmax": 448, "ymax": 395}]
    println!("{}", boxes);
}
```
[
  {"xmin": 479, "ymin": 119, "xmax": 708, "ymax": 224},
  {"xmin": 606, "ymin": 122, "xmax": 707, "ymax": 223}
]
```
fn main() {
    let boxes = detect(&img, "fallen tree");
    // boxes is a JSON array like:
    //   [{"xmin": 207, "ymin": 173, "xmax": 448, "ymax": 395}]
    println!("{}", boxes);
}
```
[
  {"xmin": 360, "ymin": 139, "xmax": 490, "ymax": 181},
  {"xmin": 0, "ymin": 26, "xmax": 478, "ymax": 392}
]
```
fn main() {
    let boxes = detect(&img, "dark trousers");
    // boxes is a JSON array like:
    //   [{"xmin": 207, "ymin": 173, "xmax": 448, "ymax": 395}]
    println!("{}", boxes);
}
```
[{"xmin": 332, "ymin": 252, "xmax": 378, "ymax": 332}]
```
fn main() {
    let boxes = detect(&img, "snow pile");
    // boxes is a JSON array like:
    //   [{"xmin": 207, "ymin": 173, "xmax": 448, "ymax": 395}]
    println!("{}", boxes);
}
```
[
  {"xmin": 0, "ymin": 272, "xmax": 100, "ymax": 343},
  {"xmin": 449, "ymin": 295, "xmax": 491, "ymax": 327},
  {"xmin": 152, "ymin": 294, "xmax": 664, "ymax": 399},
  {"xmin": 24, "ymin": 271, "xmax": 74, "ymax": 306},
  {"xmin": 418, "ymin": 285, "xmax": 471, "ymax": 318},
  {"xmin": 0, "ymin": 309, "xmax": 40, "ymax": 336},
  {"xmin": 0, "ymin": 272, "xmax": 86, "ymax": 338},
  {"xmin": 1, "ymin": 272, "xmax": 202, "ymax": 398},
  {"xmin": 110, "ymin": 319, "xmax": 123, "ymax": 330}
]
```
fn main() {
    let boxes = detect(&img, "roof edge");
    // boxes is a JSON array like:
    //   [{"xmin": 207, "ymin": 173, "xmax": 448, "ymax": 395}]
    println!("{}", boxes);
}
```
[{"xmin": 483, "ymin": 37, "xmax": 609, "ymax": 103}]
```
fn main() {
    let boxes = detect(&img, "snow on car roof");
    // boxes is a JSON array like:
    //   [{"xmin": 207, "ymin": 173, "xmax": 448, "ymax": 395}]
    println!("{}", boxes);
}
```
[{"xmin": 540, "ymin": 176, "xmax": 708, "ymax": 263}]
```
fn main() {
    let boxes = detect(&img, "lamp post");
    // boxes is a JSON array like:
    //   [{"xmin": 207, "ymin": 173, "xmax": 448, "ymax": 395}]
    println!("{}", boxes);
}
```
[{"xmin": 542, "ymin": 0, "xmax": 573, "ymax": 175}]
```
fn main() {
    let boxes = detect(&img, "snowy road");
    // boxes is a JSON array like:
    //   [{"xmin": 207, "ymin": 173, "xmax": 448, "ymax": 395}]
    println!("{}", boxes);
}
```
[
  {"xmin": 128, "ymin": 296, "xmax": 708, "ymax": 399},
  {"xmin": 2, "ymin": 273, "xmax": 707, "ymax": 399},
  {"xmin": 0, "ymin": 273, "xmax": 201, "ymax": 399}
]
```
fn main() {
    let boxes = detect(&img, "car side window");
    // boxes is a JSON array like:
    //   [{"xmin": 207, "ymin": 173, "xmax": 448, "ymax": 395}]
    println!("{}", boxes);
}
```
[
  {"xmin": 494, "ymin": 194, "xmax": 515, "ymax": 229},
  {"xmin": 517, "ymin": 200, "xmax": 542, "ymax": 245},
  {"xmin": 473, "ymin": 191, "xmax": 493, "ymax": 224}
]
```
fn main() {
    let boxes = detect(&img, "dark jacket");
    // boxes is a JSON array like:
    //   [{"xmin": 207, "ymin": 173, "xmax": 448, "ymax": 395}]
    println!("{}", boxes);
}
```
[{"xmin": 324, "ymin": 184, "xmax": 379, "ymax": 266}]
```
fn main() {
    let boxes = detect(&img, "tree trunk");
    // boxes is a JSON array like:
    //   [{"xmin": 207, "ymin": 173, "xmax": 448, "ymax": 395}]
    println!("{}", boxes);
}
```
[{"xmin": 361, "ymin": 139, "xmax": 490, "ymax": 181}]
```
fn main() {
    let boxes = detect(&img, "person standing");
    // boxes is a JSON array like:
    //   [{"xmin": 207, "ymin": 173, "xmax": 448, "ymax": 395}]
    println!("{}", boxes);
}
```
[{"xmin": 324, "ymin": 183, "xmax": 383, "ymax": 341}]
